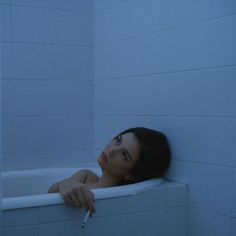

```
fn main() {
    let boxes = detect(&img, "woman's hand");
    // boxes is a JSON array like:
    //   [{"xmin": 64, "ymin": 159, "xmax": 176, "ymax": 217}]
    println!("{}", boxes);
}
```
[{"xmin": 48, "ymin": 178, "xmax": 96, "ymax": 214}]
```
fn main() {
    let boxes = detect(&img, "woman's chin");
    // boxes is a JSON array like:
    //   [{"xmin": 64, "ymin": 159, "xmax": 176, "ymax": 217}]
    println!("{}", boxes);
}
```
[{"xmin": 97, "ymin": 158, "xmax": 104, "ymax": 167}]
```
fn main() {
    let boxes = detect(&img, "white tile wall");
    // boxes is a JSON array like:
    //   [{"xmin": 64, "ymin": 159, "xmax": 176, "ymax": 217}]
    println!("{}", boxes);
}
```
[
  {"xmin": 85, "ymin": 215, "xmax": 126, "ymax": 236},
  {"xmin": 166, "ymin": 207, "xmax": 187, "ymax": 236},
  {"xmin": 3, "ymin": 181, "xmax": 187, "ymax": 235},
  {"xmin": 4, "ymin": 225, "xmax": 39, "ymax": 236},
  {"xmin": 39, "ymin": 204, "xmax": 84, "ymax": 224},
  {"xmin": 11, "ymin": 5, "xmax": 45, "ymax": 43},
  {"xmin": 126, "ymin": 210, "xmax": 166, "ymax": 236},
  {"xmin": 39, "ymin": 220, "xmax": 85, "ymax": 236},
  {"xmin": 94, "ymin": 0, "xmax": 235, "ymax": 45},
  {"xmin": 232, "ymin": 169, "xmax": 236, "ymax": 217},
  {"xmin": 94, "ymin": 2, "xmax": 236, "ymax": 236},
  {"xmin": 3, "ymin": 208, "xmax": 38, "ymax": 227},
  {"xmin": 1, "ymin": 0, "xmax": 94, "ymax": 170},
  {"xmin": 188, "ymin": 208, "xmax": 231, "ymax": 236}
]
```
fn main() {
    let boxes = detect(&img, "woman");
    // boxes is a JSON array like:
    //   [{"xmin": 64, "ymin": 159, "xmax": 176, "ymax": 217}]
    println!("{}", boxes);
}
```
[{"xmin": 48, "ymin": 127, "xmax": 171, "ymax": 215}]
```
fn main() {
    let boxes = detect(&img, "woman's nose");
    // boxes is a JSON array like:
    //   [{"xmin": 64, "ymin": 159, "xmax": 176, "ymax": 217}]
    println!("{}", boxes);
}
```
[{"xmin": 105, "ymin": 145, "xmax": 117, "ymax": 158}]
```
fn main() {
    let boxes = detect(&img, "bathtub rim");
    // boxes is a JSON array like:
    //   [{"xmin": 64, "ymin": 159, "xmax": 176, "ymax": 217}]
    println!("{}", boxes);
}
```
[{"xmin": 2, "ymin": 167, "xmax": 164, "ymax": 210}]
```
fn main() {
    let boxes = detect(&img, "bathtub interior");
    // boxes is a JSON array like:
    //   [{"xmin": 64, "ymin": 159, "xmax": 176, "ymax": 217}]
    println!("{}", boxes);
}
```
[
  {"xmin": 2, "ymin": 167, "xmax": 166, "ymax": 211},
  {"xmin": 2, "ymin": 167, "xmax": 103, "ymax": 198}
]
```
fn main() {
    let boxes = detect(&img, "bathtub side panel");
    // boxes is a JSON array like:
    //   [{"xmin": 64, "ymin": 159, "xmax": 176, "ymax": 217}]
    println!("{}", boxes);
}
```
[
  {"xmin": 0, "ymin": 5, "xmax": 2, "ymax": 234},
  {"xmin": 3, "ymin": 208, "xmax": 39, "ymax": 227},
  {"xmin": 2, "ymin": 181, "xmax": 187, "ymax": 235}
]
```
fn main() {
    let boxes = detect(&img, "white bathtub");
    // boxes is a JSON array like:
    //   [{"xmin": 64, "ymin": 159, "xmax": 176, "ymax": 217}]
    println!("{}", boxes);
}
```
[{"xmin": 2, "ymin": 167, "xmax": 187, "ymax": 236}]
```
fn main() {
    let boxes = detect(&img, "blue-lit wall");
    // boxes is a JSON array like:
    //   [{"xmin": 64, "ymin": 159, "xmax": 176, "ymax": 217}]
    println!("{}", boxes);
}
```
[
  {"xmin": 94, "ymin": 1, "xmax": 236, "ymax": 236},
  {"xmin": 0, "ymin": 3, "xmax": 2, "ymax": 233},
  {"xmin": 1, "ymin": 0, "xmax": 236, "ymax": 235},
  {"xmin": 1, "ymin": 0, "xmax": 94, "ymax": 170}
]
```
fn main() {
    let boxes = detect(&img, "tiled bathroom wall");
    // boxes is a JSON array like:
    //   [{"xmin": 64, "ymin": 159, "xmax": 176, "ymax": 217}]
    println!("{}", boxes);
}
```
[
  {"xmin": 1, "ymin": 0, "xmax": 94, "ymax": 170},
  {"xmin": 94, "ymin": 1, "xmax": 236, "ymax": 236},
  {"xmin": 1, "ymin": 0, "xmax": 236, "ymax": 235},
  {"xmin": 0, "ymin": 6, "xmax": 3, "ymax": 233}
]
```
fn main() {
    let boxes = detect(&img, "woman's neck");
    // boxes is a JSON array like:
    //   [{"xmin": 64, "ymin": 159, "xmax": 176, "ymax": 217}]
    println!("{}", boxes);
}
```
[{"xmin": 92, "ymin": 172, "xmax": 123, "ymax": 188}]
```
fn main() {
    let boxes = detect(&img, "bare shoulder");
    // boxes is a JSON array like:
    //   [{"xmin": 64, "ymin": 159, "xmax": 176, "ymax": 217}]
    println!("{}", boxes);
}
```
[
  {"xmin": 70, "ymin": 169, "xmax": 99, "ymax": 184},
  {"xmin": 85, "ymin": 169, "xmax": 100, "ymax": 184}
]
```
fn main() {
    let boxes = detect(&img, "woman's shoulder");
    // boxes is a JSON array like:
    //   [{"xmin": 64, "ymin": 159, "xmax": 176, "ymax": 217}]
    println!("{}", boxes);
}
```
[
  {"xmin": 70, "ymin": 169, "xmax": 99, "ymax": 184},
  {"xmin": 84, "ymin": 169, "xmax": 100, "ymax": 183}
]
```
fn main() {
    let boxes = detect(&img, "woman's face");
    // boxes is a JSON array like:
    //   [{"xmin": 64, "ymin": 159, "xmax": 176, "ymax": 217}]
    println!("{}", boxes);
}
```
[{"xmin": 97, "ymin": 132, "xmax": 140, "ymax": 178}]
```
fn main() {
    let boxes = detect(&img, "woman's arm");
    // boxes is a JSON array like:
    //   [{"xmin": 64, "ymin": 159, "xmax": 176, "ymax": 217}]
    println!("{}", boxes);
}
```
[{"xmin": 47, "ymin": 169, "xmax": 97, "ymax": 214}]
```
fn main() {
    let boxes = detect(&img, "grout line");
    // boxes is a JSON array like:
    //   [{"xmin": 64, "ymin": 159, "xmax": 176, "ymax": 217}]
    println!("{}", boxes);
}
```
[
  {"xmin": 95, "ymin": 13, "xmax": 236, "ymax": 47},
  {"xmin": 94, "ymin": 65, "xmax": 236, "ymax": 81},
  {"xmin": 1, "ymin": 40, "xmax": 93, "ymax": 47},
  {"xmin": 1, "ymin": 2, "xmax": 92, "ymax": 13},
  {"xmin": 94, "ymin": 0, "xmax": 129, "ymax": 13},
  {"xmin": 188, "ymin": 206, "xmax": 234, "ymax": 219},
  {"xmin": 94, "ymin": 114, "xmax": 236, "ymax": 118},
  {"xmin": 171, "ymin": 159, "xmax": 235, "ymax": 169}
]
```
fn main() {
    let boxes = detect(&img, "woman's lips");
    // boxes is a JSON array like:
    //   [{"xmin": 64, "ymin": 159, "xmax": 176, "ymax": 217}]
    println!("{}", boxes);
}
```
[{"xmin": 101, "ymin": 152, "xmax": 108, "ymax": 162}]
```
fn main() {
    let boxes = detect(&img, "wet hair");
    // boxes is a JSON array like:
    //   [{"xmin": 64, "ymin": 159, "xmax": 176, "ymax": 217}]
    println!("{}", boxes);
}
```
[{"xmin": 115, "ymin": 127, "xmax": 171, "ymax": 185}]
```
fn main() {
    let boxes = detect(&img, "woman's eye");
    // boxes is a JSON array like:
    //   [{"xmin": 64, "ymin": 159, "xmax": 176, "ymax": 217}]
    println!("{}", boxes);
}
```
[
  {"xmin": 114, "ymin": 135, "xmax": 121, "ymax": 145},
  {"xmin": 121, "ymin": 151, "xmax": 128, "ymax": 160}
]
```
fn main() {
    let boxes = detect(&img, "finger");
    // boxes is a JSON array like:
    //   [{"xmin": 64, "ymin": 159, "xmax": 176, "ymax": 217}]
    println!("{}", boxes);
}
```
[
  {"xmin": 62, "ymin": 193, "xmax": 75, "ymax": 207},
  {"xmin": 82, "ymin": 188, "xmax": 96, "ymax": 213},
  {"xmin": 48, "ymin": 184, "xmax": 58, "ymax": 193},
  {"xmin": 61, "ymin": 190, "xmax": 80, "ymax": 208},
  {"xmin": 75, "ymin": 188, "xmax": 88, "ymax": 210},
  {"xmin": 69, "ymin": 191, "xmax": 81, "ymax": 208}
]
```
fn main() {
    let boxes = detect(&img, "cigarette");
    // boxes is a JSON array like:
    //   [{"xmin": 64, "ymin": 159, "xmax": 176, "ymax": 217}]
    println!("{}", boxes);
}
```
[{"xmin": 81, "ymin": 210, "xmax": 91, "ymax": 229}]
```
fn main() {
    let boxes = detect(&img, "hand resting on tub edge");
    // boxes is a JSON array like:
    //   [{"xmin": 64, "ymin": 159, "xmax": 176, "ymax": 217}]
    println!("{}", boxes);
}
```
[{"xmin": 47, "ymin": 127, "xmax": 171, "ymax": 216}]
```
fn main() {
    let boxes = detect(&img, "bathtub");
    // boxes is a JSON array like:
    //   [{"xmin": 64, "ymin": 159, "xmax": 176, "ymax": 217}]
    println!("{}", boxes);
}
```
[{"xmin": 2, "ymin": 166, "xmax": 187, "ymax": 236}]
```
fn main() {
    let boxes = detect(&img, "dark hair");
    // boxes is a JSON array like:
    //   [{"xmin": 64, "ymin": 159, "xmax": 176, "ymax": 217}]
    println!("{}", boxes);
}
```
[{"xmin": 116, "ymin": 127, "xmax": 171, "ymax": 185}]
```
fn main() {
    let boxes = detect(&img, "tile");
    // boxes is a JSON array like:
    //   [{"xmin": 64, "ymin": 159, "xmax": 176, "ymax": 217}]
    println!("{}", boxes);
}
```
[
  {"xmin": 39, "ymin": 220, "xmax": 85, "ymax": 236},
  {"xmin": 45, "ymin": 45, "xmax": 93, "ymax": 80},
  {"xmin": 46, "ymin": 8, "xmax": 78, "ymax": 45},
  {"xmin": 0, "ymin": 0, "xmax": 12, "ymax": 3},
  {"xmin": 95, "ymin": 0, "xmax": 235, "ymax": 44},
  {"xmin": 94, "ymin": 0, "xmax": 127, "ymax": 12},
  {"xmin": 126, "ymin": 210, "xmax": 166, "ymax": 236},
  {"xmin": 3, "ymin": 208, "xmax": 38, "ymax": 227},
  {"xmin": 1, "ymin": 43, "xmax": 11, "ymax": 78},
  {"xmin": 199, "ymin": 165, "xmax": 232, "ymax": 216},
  {"xmin": 85, "ymin": 215, "xmax": 126, "ymax": 236},
  {"xmin": 231, "ymin": 218, "xmax": 236, "ymax": 236},
  {"xmin": 167, "ymin": 115, "xmax": 235, "ymax": 164},
  {"xmin": 39, "ymin": 204, "xmax": 84, "ymax": 223},
  {"xmin": 77, "ymin": 12, "xmax": 93, "ymax": 45},
  {"xmin": 1, "ymin": 117, "xmax": 13, "ymax": 153},
  {"xmin": 2, "ymin": 80, "xmax": 12, "ymax": 116},
  {"xmin": 93, "ymin": 196, "xmax": 127, "ymax": 217},
  {"xmin": 76, "ymin": 81, "xmax": 93, "ymax": 115},
  {"xmin": 95, "ymin": 78, "xmax": 151, "ymax": 115},
  {"xmin": 95, "ymin": 16, "xmax": 235, "ymax": 79},
  {"xmin": 150, "ymin": 67, "xmax": 236, "ymax": 117},
  {"xmin": 188, "ymin": 207, "xmax": 231, "ymax": 236},
  {"xmin": 45, "ymin": 116, "xmax": 93, "ymax": 150},
  {"xmin": 167, "ymin": 184, "xmax": 187, "ymax": 207},
  {"xmin": 232, "ymin": 168, "xmax": 236, "ymax": 217},
  {"xmin": 45, "ymin": 0, "xmax": 93, "ymax": 11},
  {"xmin": 45, "ymin": 80, "xmax": 80, "ymax": 116},
  {"xmin": 11, "ymin": 5, "xmax": 45, "ymax": 43},
  {"xmin": 0, "ymin": 4, "xmax": 11, "ymax": 41},
  {"xmin": 11, "ymin": 117, "xmax": 46, "ymax": 152},
  {"xmin": 3, "ymin": 225, "xmax": 39, "ymax": 236},
  {"xmin": 11, "ymin": 80, "xmax": 46, "ymax": 115},
  {"xmin": 127, "ymin": 187, "xmax": 167, "ymax": 213},
  {"xmin": 10, "ymin": 43, "xmax": 44, "ymax": 79},
  {"xmin": 166, "ymin": 207, "xmax": 187, "ymax": 236},
  {"xmin": 11, "ymin": 0, "xmax": 46, "ymax": 7}
]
